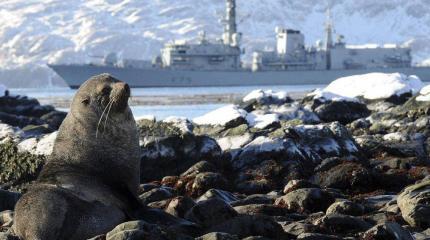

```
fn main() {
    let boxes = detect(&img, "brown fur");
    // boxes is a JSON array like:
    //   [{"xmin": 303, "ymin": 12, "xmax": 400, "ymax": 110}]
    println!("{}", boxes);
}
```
[{"xmin": 14, "ymin": 74, "xmax": 141, "ymax": 240}]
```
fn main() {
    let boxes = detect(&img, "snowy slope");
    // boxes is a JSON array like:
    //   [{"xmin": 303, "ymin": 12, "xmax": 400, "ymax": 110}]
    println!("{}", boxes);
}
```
[{"xmin": 1, "ymin": 0, "xmax": 430, "ymax": 87}]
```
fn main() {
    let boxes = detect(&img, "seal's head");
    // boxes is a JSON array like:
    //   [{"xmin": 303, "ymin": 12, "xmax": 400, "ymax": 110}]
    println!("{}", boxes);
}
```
[{"xmin": 73, "ymin": 73, "xmax": 132, "ymax": 125}]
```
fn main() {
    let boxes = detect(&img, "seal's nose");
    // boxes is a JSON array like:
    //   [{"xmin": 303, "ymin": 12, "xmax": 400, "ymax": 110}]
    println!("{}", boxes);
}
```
[{"xmin": 115, "ymin": 82, "xmax": 130, "ymax": 97}]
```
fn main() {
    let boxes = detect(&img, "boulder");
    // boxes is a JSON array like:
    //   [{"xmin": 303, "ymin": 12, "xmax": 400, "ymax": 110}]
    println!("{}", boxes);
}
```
[
  {"xmin": 195, "ymin": 232, "xmax": 239, "ymax": 240},
  {"xmin": 0, "ymin": 140, "xmax": 46, "ymax": 190},
  {"xmin": 208, "ymin": 215, "xmax": 288, "ymax": 239},
  {"xmin": 185, "ymin": 199, "xmax": 237, "ymax": 228},
  {"xmin": 139, "ymin": 119, "xmax": 222, "ymax": 182},
  {"xmin": 165, "ymin": 196, "xmax": 196, "ymax": 218},
  {"xmin": 312, "ymin": 162, "xmax": 373, "ymax": 192},
  {"xmin": 398, "ymin": 180, "xmax": 430, "ymax": 228},
  {"xmin": 312, "ymin": 100, "xmax": 371, "ymax": 125},
  {"xmin": 275, "ymin": 188, "xmax": 335, "ymax": 213},
  {"xmin": 315, "ymin": 214, "xmax": 372, "ymax": 234},
  {"xmin": 362, "ymin": 222, "xmax": 413, "ymax": 240},
  {"xmin": 325, "ymin": 200, "xmax": 364, "ymax": 216}
]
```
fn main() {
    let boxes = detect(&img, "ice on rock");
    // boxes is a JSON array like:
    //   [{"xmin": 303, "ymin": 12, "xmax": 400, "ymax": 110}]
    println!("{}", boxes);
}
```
[
  {"xmin": 416, "ymin": 85, "xmax": 430, "ymax": 102},
  {"xmin": 193, "ymin": 104, "xmax": 246, "ymax": 126},
  {"xmin": 310, "ymin": 73, "xmax": 423, "ymax": 102},
  {"xmin": 246, "ymin": 112, "xmax": 279, "ymax": 129},
  {"xmin": 243, "ymin": 89, "xmax": 288, "ymax": 103}
]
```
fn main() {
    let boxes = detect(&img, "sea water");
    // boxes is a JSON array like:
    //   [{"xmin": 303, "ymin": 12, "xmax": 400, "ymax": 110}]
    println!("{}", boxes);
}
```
[{"xmin": 10, "ymin": 84, "xmax": 325, "ymax": 120}]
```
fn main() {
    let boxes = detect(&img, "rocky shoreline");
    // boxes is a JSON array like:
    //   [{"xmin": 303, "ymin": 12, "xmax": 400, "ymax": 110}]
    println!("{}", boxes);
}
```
[{"xmin": 1, "ymin": 74, "xmax": 430, "ymax": 239}]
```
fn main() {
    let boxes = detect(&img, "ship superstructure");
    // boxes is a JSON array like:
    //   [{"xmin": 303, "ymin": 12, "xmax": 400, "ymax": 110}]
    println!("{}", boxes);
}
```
[
  {"xmin": 252, "ymin": 10, "xmax": 412, "ymax": 72},
  {"xmin": 48, "ymin": 0, "xmax": 430, "ymax": 88},
  {"xmin": 154, "ymin": 0, "xmax": 241, "ymax": 71}
]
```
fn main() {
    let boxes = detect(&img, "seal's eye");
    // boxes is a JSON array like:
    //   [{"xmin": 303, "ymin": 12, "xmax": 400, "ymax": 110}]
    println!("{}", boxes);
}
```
[{"xmin": 101, "ymin": 86, "xmax": 111, "ymax": 95}]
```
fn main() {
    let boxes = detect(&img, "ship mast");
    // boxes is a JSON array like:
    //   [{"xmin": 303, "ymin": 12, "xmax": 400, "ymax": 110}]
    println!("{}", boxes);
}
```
[
  {"xmin": 223, "ymin": 0, "xmax": 238, "ymax": 46},
  {"xmin": 324, "ymin": 7, "xmax": 333, "ymax": 70}
]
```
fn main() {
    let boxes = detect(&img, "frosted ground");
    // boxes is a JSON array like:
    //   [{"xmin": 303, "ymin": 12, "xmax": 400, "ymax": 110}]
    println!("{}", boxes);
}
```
[{"xmin": 1, "ymin": 0, "xmax": 430, "ymax": 87}]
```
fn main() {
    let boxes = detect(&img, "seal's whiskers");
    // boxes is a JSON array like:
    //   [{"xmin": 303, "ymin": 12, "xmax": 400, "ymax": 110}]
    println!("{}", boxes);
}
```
[
  {"xmin": 103, "ymin": 99, "xmax": 115, "ymax": 132},
  {"xmin": 96, "ymin": 99, "xmax": 113, "ymax": 138}
]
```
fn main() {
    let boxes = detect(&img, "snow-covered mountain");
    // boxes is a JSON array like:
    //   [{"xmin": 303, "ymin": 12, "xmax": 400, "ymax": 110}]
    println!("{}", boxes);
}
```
[{"xmin": 1, "ymin": 0, "xmax": 430, "ymax": 87}]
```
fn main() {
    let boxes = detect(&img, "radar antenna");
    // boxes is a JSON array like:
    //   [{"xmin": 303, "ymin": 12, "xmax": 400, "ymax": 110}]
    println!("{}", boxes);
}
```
[{"xmin": 324, "ymin": 6, "xmax": 334, "ymax": 70}]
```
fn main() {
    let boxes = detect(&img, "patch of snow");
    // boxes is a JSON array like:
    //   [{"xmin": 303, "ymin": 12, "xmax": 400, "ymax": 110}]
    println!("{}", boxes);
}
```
[
  {"xmin": 310, "ymin": 73, "xmax": 423, "ymax": 102},
  {"xmin": 193, "ymin": 104, "xmax": 246, "ymax": 126},
  {"xmin": 136, "ymin": 115, "xmax": 156, "ymax": 122},
  {"xmin": 217, "ymin": 133, "xmax": 253, "ymax": 151},
  {"xmin": 34, "ymin": 131, "xmax": 57, "ymax": 155},
  {"xmin": 416, "ymin": 85, "xmax": 430, "ymax": 102},
  {"xmin": 242, "ymin": 136, "xmax": 285, "ymax": 153},
  {"xmin": 243, "ymin": 89, "xmax": 288, "ymax": 103},
  {"xmin": 383, "ymin": 132, "xmax": 408, "ymax": 142},
  {"xmin": 17, "ymin": 138, "xmax": 38, "ymax": 153},
  {"xmin": 246, "ymin": 112, "xmax": 279, "ymax": 129},
  {"xmin": 0, "ymin": 123, "xmax": 18, "ymax": 141},
  {"xmin": 163, "ymin": 116, "xmax": 193, "ymax": 133}
]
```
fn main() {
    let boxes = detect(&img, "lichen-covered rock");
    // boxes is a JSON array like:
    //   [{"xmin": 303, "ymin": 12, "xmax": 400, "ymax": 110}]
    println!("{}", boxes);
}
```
[
  {"xmin": 398, "ymin": 180, "xmax": 430, "ymax": 228},
  {"xmin": 0, "ymin": 140, "xmax": 45, "ymax": 190}
]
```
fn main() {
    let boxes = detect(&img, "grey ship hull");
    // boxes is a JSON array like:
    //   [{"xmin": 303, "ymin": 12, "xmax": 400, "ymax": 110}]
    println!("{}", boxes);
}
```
[{"xmin": 49, "ymin": 64, "xmax": 430, "ymax": 88}]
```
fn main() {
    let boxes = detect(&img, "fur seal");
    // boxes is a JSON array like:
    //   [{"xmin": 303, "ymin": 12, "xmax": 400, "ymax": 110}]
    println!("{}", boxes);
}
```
[{"xmin": 14, "ymin": 74, "xmax": 142, "ymax": 240}]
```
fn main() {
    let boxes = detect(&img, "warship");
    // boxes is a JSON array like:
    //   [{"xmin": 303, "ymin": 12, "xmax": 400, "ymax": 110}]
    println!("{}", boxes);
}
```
[{"xmin": 49, "ymin": 0, "xmax": 430, "ymax": 88}]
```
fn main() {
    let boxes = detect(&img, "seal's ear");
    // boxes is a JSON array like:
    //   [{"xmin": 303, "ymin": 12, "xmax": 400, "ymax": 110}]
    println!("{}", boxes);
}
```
[{"xmin": 80, "ymin": 96, "xmax": 90, "ymax": 105}]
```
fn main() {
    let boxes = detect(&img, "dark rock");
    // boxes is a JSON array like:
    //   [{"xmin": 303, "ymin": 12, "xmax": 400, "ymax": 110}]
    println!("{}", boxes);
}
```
[
  {"xmin": 195, "ymin": 232, "xmax": 239, "ymax": 240},
  {"xmin": 281, "ymin": 221, "xmax": 318, "ymax": 237},
  {"xmin": 0, "ymin": 112, "xmax": 44, "ymax": 129},
  {"xmin": 208, "ymin": 215, "xmax": 289, "ymax": 239},
  {"xmin": 311, "ymin": 99, "xmax": 371, "ymax": 125},
  {"xmin": 312, "ymin": 162, "xmax": 373, "ymax": 192},
  {"xmin": 283, "ymin": 180, "xmax": 318, "ymax": 194},
  {"xmin": 296, "ymin": 233, "xmax": 341, "ymax": 240},
  {"xmin": 233, "ymin": 204, "xmax": 289, "ymax": 217},
  {"xmin": 185, "ymin": 199, "xmax": 237, "ymax": 228},
  {"xmin": 230, "ymin": 195, "xmax": 275, "ymax": 207},
  {"xmin": 139, "ymin": 119, "xmax": 222, "ymax": 182},
  {"xmin": 197, "ymin": 189, "xmax": 239, "ymax": 204},
  {"xmin": 325, "ymin": 200, "xmax": 364, "ymax": 216},
  {"xmin": 362, "ymin": 222, "xmax": 413, "ymax": 240},
  {"xmin": 0, "ymin": 190, "xmax": 21, "ymax": 211},
  {"xmin": 275, "ymin": 188, "xmax": 335, "ymax": 213},
  {"xmin": 139, "ymin": 187, "xmax": 175, "ymax": 205},
  {"xmin": 398, "ymin": 180, "xmax": 430, "ymax": 228},
  {"xmin": 315, "ymin": 214, "xmax": 372, "ymax": 234},
  {"xmin": 40, "ymin": 111, "xmax": 67, "ymax": 130},
  {"xmin": 180, "ymin": 161, "xmax": 217, "ymax": 178},
  {"xmin": 165, "ymin": 196, "xmax": 196, "ymax": 218},
  {"xmin": 191, "ymin": 172, "xmax": 228, "ymax": 197},
  {"xmin": 106, "ymin": 220, "xmax": 192, "ymax": 240}
]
